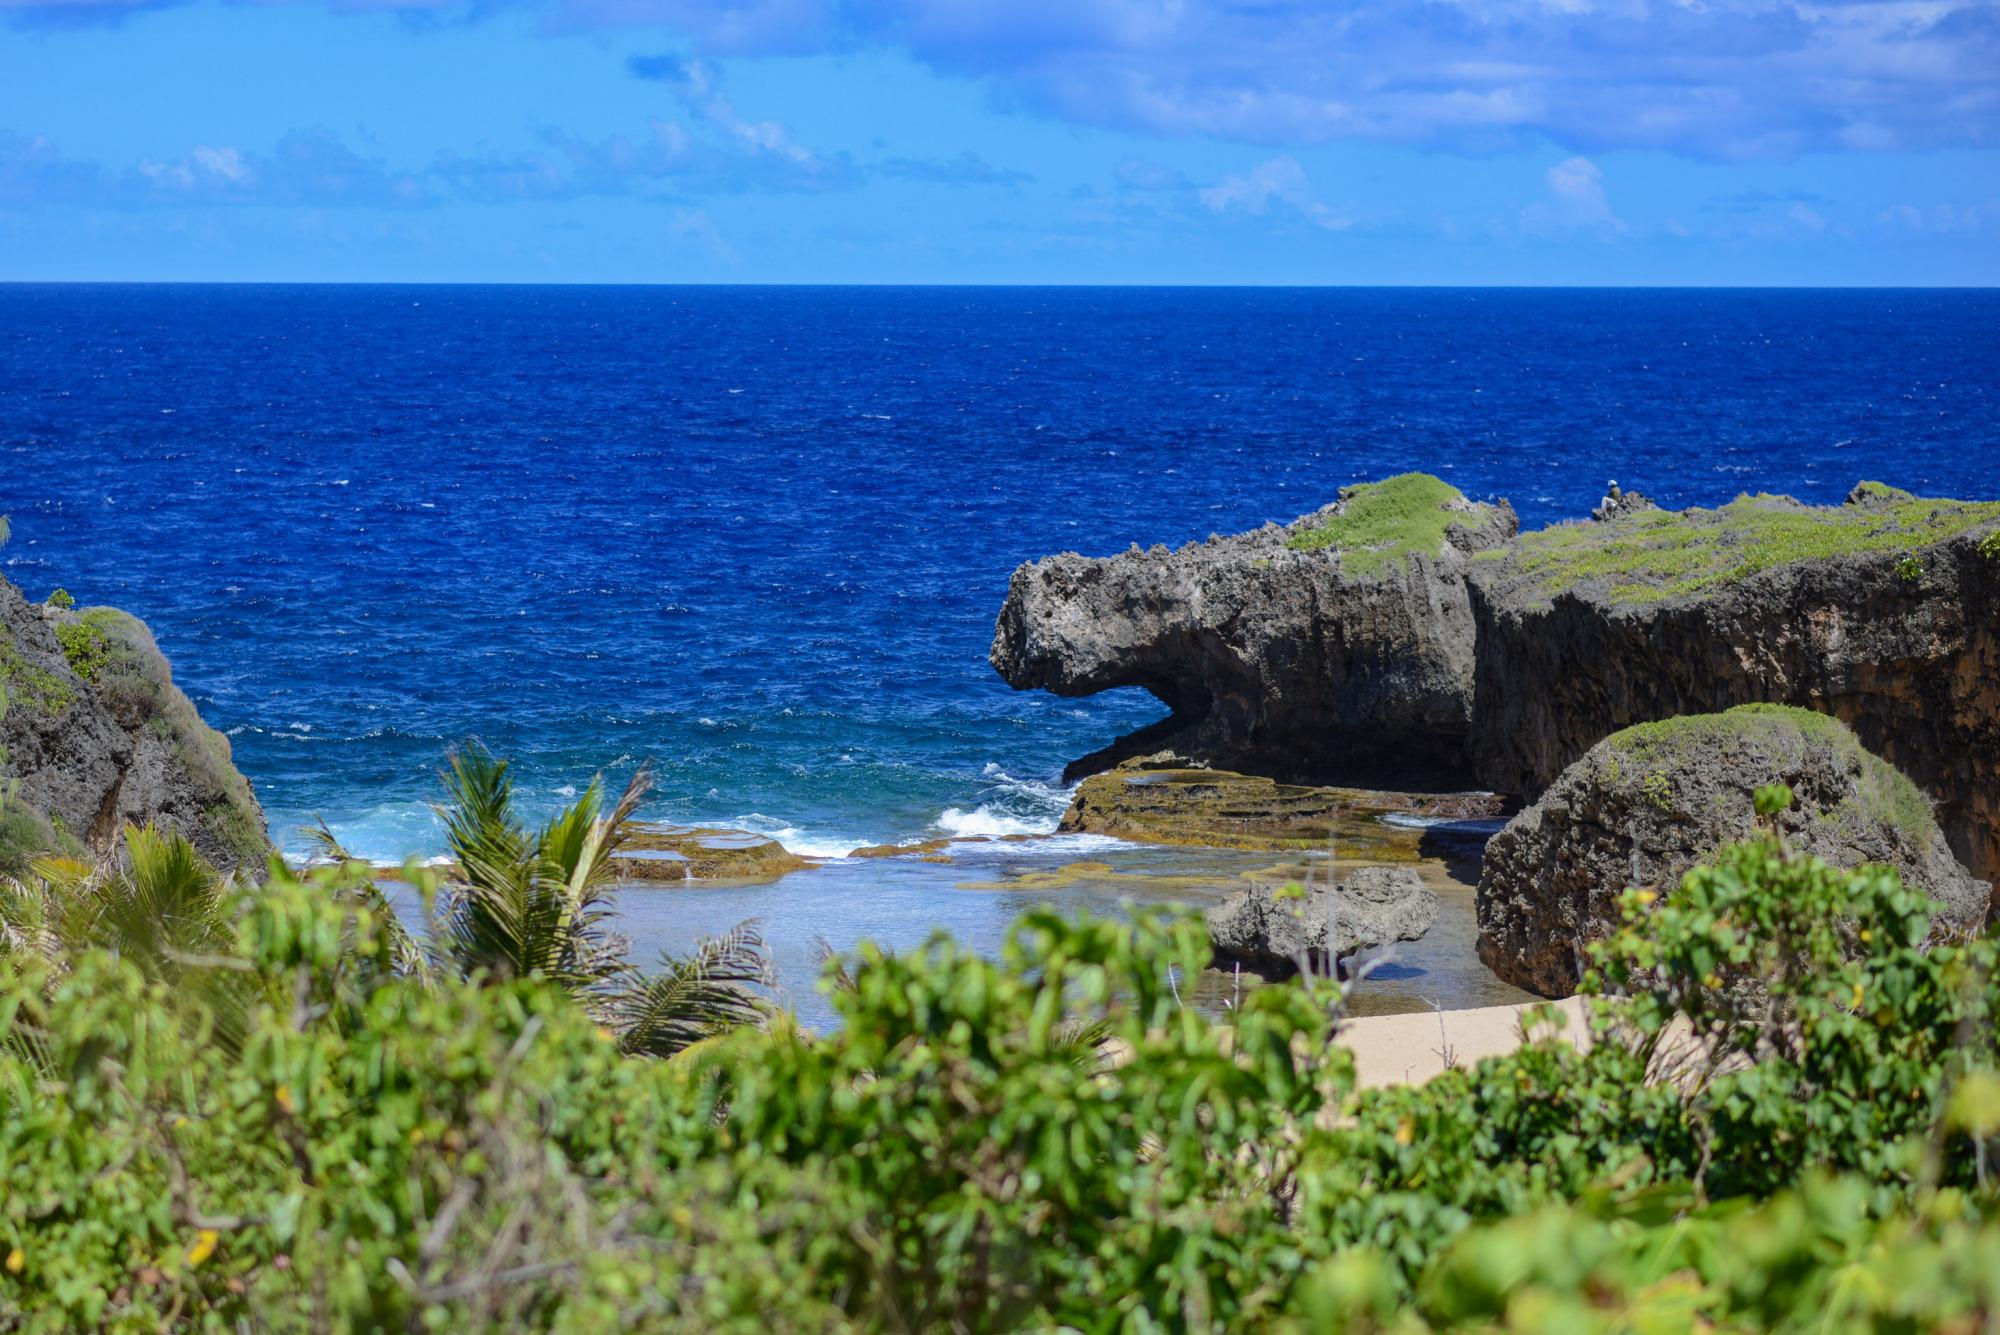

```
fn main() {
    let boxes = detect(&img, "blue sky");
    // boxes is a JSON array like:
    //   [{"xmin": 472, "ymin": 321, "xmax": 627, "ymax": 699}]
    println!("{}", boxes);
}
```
[{"xmin": 1, "ymin": 0, "xmax": 1995, "ymax": 283}]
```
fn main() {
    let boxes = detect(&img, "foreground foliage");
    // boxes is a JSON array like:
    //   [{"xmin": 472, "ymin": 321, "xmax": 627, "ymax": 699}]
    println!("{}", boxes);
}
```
[{"xmin": 0, "ymin": 815, "xmax": 1996, "ymax": 1329}]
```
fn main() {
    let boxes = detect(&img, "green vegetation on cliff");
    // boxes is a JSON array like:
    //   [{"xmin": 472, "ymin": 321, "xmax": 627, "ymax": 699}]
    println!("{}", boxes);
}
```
[
  {"xmin": 0, "ymin": 630, "xmax": 73, "ymax": 718},
  {"xmin": 51, "ymin": 608, "xmax": 117, "ymax": 683},
  {"xmin": 1286, "ymin": 472, "xmax": 1471, "ymax": 576},
  {"xmin": 1605, "ymin": 703, "xmax": 1937, "ymax": 851},
  {"xmin": 1495, "ymin": 489, "xmax": 2000, "ymax": 604}
]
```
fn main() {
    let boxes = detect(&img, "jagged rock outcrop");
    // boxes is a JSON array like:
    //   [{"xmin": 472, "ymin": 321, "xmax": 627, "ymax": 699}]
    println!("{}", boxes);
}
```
[
  {"xmin": 1468, "ymin": 488, "xmax": 2000, "ymax": 884},
  {"xmin": 995, "ymin": 477, "xmax": 2000, "ymax": 887},
  {"xmin": 1207, "ymin": 865, "xmax": 1438, "ymax": 978},
  {"xmin": 0, "ymin": 574, "xmax": 269, "ymax": 875},
  {"xmin": 1477, "ymin": 705, "xmax": 1990, "ymax": 997},
  {"xmin": 991, "ymin": 474, "xmax": 1519, "ymax": 785}
]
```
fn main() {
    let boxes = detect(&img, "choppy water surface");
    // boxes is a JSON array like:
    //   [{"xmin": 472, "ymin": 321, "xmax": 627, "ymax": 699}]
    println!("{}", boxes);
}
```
[{"xmin": 4, "ymin": 285, "xmax": 1994, "ymax": 1006}]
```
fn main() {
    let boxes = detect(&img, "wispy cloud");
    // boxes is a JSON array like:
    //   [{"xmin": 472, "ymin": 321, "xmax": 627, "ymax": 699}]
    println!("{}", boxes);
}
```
[
  {"xmin": 8, "ymin": 0, "xmax": 1992, "ymax": 160},
  {"xmin": 1199, "ymin": 155, "xmax": 1351, "ymax": 231},
  {"xmin": 0, "ymin": 59, "xmax": 1033, "ymax": 210}
]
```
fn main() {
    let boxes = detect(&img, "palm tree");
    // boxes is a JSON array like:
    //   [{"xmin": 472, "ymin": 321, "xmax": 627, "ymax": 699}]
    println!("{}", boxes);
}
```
[
  {"xmin": 424, "ymin": 745, "xmax": 770, "ymax": 1058},
  {"xmin": 0, "ymin": 823, "xmax": 254, "ymax": 1058}
]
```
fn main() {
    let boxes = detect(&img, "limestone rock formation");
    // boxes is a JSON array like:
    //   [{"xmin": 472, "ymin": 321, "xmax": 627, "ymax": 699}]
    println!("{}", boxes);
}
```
[
  {"xmin": 1477, "ymin": 705, "xmax": 1990, "ymax": 997},
  {"xmin": 610, "ymin": 825, "xmax": 812, "ymax": 883},
  {"xmin": 990, "ymin": 474, "xmax": 1518, "ymax": 785},
  {"xmin": 1468, "ymin": 487, "xmax": 2000, "ymax": 884},
  {"xmin": 1058, "ymin": 762, "xmax": 1510, "ymax": 859},
  {"xmin": 1207, "ymin": 865, "xmax": 1438, "ymax": 978},
  {"xmin": 0, "ymin": 574, "xmax": 270, "ymax": 875}
]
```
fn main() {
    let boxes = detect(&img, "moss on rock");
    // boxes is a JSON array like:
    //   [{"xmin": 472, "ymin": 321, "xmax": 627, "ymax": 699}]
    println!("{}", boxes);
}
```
[
  {"xmin": 1489, "ymin": 489, "xmax": 2000, "ymax": 606},
  {"xmin": 1607, "ymin": 704, "xmax": 1936, "ymax": 852},
  {"xmin": 1478, "ymin": 703, "xmax": 1988, "ymax": 997},
  {"xmin": 1285, "ymin": 473, "xmax": 1476, "ymax": 576}
]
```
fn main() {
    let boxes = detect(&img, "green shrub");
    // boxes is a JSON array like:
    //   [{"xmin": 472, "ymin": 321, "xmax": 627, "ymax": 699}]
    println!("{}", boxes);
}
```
[
  {"xmin": 1896, "ymin": 552, "xmax": 1924, "ymax": 582},
  {"xmin": 0, "ymin": 833, "xmax": 1994, "ymax": 1330},
  {"xmin": 1981, "ymin": 528, "xmax": 2000, "ymax": 561},
  {"xmin": 0, "ymin": 633, "xmax": 72, "ymax": 718},
  {"xmin": 52, "ymin": 613, "xmax": 113, "ymax": 683},
  {"xmin": 43, "ymin": 589, "xmax": 72, "ymax": 612}
]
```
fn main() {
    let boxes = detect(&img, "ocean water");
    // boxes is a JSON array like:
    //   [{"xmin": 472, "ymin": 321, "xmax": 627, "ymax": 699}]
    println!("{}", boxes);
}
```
[{"xmin": 3, "ymin": 285, "xmax": 1997, "ymax": 862}]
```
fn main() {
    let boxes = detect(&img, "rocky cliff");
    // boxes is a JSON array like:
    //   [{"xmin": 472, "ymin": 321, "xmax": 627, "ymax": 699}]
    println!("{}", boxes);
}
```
[
  {"xmin": 995, "ymin": 479, "xmax": 2000, "ymax": 885},
  {"xmin": 1469, "ymin": 487, "xmax": 2000, "ymax": 884},
  {"xmin": 1477, "ymin": 705, "xmax": 1991, "ymax": 996},
  {"xmin": 0, "ymin": 571, "xmax": 270, "ymax": 876},
  {"xmin": 990, "ymin": 474, "xmax": 1518, "ymax": 784}
]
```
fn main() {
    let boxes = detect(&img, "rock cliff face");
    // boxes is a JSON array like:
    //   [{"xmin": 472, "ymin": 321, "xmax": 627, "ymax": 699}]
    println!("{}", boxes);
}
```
[
  {"xmin": 990, "ymin": 475, "xmax": 1519, "ymax": 784},
  {"xmin": 996, "ymin": 480, "xmax": 2000, "ymax": 887},
  {"xmin": 1477, "ymin": 705, "xmax": 1991, "ymax": 997},
  {"xmin": 0, "ymin": 573, "xmax": 269, "ymax": 875},
  {"xmin": 1468, "ymin": 490, "xmax": 2000, "ymax": 884}
]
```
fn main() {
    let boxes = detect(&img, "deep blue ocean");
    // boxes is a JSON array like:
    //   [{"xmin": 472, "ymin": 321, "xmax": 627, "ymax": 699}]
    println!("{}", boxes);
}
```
[{"xmin": 4, "ymin": 285, "xmax": 1997, "ymax": 862}]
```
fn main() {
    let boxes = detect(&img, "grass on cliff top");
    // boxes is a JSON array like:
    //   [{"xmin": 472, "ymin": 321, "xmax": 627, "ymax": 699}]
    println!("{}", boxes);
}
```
[
  {"xmin": 1286, "ymin": 472, "xmax": 1470, "ymax": 577},
  {"xmin": 1496, "ymin": 489, "xmax": 2000, "ymax": 605},
  {"xmin": 1607, "ymin": 703, "xmax": 1936, "ymax": 850}
]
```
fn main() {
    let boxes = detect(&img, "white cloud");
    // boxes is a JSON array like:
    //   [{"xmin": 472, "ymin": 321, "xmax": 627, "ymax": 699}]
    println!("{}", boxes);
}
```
[
  {"xmin": 1200, "ymin": 155, "xmax": 1352, "ymax": 230},
  {"xmin": 1200, "ymin": 155, "xmax": 1309, "ymax": 215},
  {"xmin": 11, "ymin": 0, "xmax": 1994, "ymax": 162},
  {"xmin": 1543, "ymin": 155, "xmax": 1621, "ymax": 229}
]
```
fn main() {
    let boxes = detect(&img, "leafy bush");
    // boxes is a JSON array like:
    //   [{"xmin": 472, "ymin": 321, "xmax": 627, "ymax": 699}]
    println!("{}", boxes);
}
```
[
  {"xmin": 52, "ymin": 613, "xmax": 113, "ymax": 683},
  {"xmin": 0, "ymin": 820, "xmax": 1994, "ymax": 1330},
  {"xmin": 44, "ymin": 589, "xmax": 73, "ymax": 613}
]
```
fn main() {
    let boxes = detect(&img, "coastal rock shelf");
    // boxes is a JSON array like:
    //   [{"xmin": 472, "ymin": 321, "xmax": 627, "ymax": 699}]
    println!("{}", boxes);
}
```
[
  {"xmin": 610, "ymin": 825, "xmax": 813, "ymax": 883},
  {"xmin": 1058, "ymin": 763, "xmax": 1509, "ymax": 859}
]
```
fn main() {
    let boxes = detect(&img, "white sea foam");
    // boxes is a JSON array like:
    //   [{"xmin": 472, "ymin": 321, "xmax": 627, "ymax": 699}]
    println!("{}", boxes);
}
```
[
  {"xmin": 936, "ymin": 806, "xmax": 1048, "ymax": 838},
  {"xmin": 935, "ymin": 765, "xmax": 1076, "ymax": 839},
  {"xmin": 1378, "ymin": 812, "xmax": 1508, "ymax": 835},
  {"xmin": 274, "ymin": 801, "xmax": 443, "ymax": 865},
  {"xmin": 730, "ymin": 813, "xmax": 869, "ymax": 859}
]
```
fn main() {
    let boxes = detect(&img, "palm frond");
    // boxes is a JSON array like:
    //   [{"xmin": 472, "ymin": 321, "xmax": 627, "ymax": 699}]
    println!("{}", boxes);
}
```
[
  {"xmin": 813, "ymin": 934, "xmax": 860, "ymax": 995},
  {"xmin": 109, "ymin": 824, "xmax": 235, "ymax": 973},
  {"xmin": 432, "ymin": 746, "xmax": 622, "ymax": 991},
  {"xmin": 608, "ymin": 922, "xmax": 771, "ymax": 1060},
  {"xmin": 300, "ymin": 817, "xmax": 359, "ymax": 864},
  {"xmin": 1049, "ymin": 1016, "xmax": 1118, "ymax": 1073}
]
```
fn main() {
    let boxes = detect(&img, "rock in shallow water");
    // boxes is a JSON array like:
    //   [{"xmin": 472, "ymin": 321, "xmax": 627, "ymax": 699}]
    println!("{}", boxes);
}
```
[
  {"xmin": 1477, "ymin": 704, "xmax": 1991, "ymax": 998},
  {"xmin": 1206, "ymin": 865, "xmax": 1439, "ymax": 978},
  {"xmin": 610, "ymin": 825, "xmax": 812, "ymax": 883},
  {"xmin": 1059, "ymin": 762, "xmax": 1510, "ymax": 857}
]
